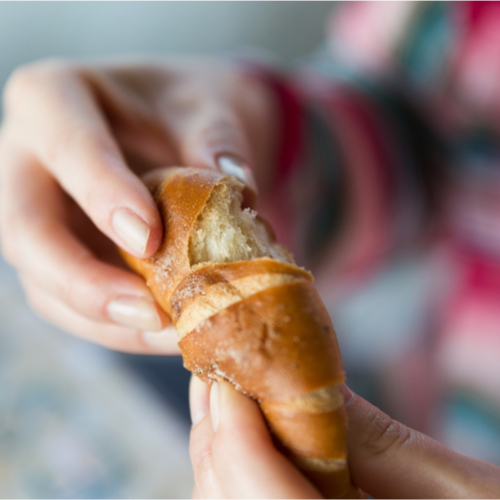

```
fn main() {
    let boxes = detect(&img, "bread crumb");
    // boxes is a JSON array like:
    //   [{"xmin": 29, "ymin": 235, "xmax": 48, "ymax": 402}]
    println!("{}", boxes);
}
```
[{"xmin": 189, "ymin": 177, "xmax": 293, "ymax": 265}]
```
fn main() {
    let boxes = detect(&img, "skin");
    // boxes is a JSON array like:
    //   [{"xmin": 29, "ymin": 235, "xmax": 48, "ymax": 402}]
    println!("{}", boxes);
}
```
[
  {"xmin": 190, "ymin": 378, "xmax": 500, "ymax": 499},
  {"xmin": 0, "ymin": 58, "xmax": 278, "ymax": 353},
  {"xmin": 1, "ymin": 58, "xmax": 500, "ymax": 497}
]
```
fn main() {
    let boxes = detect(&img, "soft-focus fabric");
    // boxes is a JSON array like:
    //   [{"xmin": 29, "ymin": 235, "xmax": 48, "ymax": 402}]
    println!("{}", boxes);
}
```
[{"xmin": 255, "ymin": 1, "xmax": 500, "ymax": 464}]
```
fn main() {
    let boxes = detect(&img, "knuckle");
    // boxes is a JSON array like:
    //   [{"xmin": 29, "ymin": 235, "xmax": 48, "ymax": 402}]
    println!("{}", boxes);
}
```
[
  {"xmin": 363, "ymin": 407, "xmax": 415, "ymax": 458},
  {"xmin": 191, "ymin": 449, "xmax": 214, "ymax": 492},
  {"xmin": 193, "ymin": 446, "xmax": 213, "ymax": 478},
  {"xmin": 190, "ymin": 429, "xmax": 214, "ymax": 478},
  {"xmin": 4, "ymin": 64, "xmax": 40, "ymax": 102},
  {"xmin": 189, "ymin": 427, "xmax": 224, "ymax": 498},
  {"xmin": 4, "ymin": 59, "xmax": 73, "ymax": 107}
]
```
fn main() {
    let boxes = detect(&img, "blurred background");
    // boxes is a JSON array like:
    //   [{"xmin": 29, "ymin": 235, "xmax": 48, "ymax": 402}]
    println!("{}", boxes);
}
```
[
  {"xmin": 0, "ymin": 2, "xmax": 334, "ymax": 498},
  {"xmin": 0, "ymin": 1, "xmax": 334, "ymax": 109},
  {"xmin": 2, "ymin": 1, "xmax": 500, "ymax": 498}
]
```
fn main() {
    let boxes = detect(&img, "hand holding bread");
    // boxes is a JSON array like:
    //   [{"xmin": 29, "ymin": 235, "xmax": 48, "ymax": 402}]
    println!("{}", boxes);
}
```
[
  {"xmin": 120, "ymin": 166, "xmax": 361, "ymax": 498},
  {"xmin": 0, "ymin": 59, "xmax": 275, "ymax": 353}
]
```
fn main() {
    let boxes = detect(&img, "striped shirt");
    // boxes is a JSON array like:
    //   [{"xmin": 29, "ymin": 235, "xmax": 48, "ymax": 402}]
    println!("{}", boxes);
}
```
[{"xmin": 253, "ymin": 1, "xmax": 500, "ymax": 463}]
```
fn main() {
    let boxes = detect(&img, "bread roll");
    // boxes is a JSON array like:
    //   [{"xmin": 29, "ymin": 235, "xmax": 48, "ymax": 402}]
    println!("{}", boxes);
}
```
[{"xmin": 120, "ymin": 167, "xmax": 361, "ymax": 498}]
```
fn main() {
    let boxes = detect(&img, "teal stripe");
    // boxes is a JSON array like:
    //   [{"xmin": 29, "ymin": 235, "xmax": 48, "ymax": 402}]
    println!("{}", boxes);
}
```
[{"xmin": 398, "ymin": 2, "xmax": 454, "ymax": 87}]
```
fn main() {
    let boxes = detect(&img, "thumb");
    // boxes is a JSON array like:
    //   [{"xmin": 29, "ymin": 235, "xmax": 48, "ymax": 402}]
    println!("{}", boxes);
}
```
[
  {"xmin": 210, "ymin": 381, "xmax": 321, "ymax": 499},
  {"xmin": 178, "ymin": 108, "xmax": 258, "ymax": 204},
  {"xmin": 343, "ymin": 386, "xmax": 500, "ymax": 499}
]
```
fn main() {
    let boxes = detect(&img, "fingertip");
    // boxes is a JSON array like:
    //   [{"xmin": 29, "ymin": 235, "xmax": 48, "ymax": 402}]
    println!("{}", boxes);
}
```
[
  {"xmin": 212, "ymin": 381, "xmax": 321, "ymax": 499},
  {"xmin": 217, "ymin": 155, "xmax": 258, "ymax": 194},
  {"xmin": 217, "ymin": 154, "xmax": 258, "ymax": 209},
  {"xmin": 218, "ymin": 381, "xmax": 258, "ymax": 418},
  {"xmin": 106, "ymin": 293, "xmax": 167, "ymax": 331},
  {"xmin": 22, "ymin": 280, "xmax": 175, "ymax": 355},
  {"xmin": 142, "ymin": 204, "xmax": 163, "ymax": 257},
  {"xmin": 177, "ymin": 113, "xmax": 258, "ymax": 203},
  {"xmin": 111, "ymin": 205, "xmax": 162, "ymax": 258},
  {"xmin": 215, "ymin": 381, "xmax": 270, "ymax": 446},
  {"xmin": 140, "ymin": 324, "xmax": 181, "ymax": 354}
]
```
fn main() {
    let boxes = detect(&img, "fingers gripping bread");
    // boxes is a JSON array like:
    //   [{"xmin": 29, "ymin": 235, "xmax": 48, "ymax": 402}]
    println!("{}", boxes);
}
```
[{"xmin": 120, "ymin": 167, "xmax": 360, "ymax": 498}]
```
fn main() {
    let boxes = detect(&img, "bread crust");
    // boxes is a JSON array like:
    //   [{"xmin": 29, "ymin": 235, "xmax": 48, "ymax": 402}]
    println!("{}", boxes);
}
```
[
  {"xmin": 180, "ymin": 280, "xmax": 344, "ymax": 402},
  {"xmin": 120, "ymin": 167, "xmax": 361, "ymax": 499}
]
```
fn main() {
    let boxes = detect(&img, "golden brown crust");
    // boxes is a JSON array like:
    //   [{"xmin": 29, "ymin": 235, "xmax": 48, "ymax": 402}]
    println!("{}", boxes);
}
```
[
  {"xmin": 120, "ymin": 167, "xmax": 362, "ymax": 499},
  {"xmin": 262, "ymin": 398, "xmax": 348, "ymax": 460},
  {"xmin": 171, "ymin": 259, "xmax": 312, "ymax": 323},
  {"xmin": 179, "ymin": 280, "xmax": 345, "ymax": 402},
  {"xmin": 120, "ymin": 167, "xmax": 225, "ymax": 314}
]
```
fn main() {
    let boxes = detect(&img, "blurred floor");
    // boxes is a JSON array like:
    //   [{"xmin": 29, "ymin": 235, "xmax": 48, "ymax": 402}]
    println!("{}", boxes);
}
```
[{"xmin": 0, "ymin": 256, "xmax": 193, "ymax": 499}]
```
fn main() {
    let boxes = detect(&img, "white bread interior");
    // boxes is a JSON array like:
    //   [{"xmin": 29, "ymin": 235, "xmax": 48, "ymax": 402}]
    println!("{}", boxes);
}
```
[
  {"xmin": 189, "ymin": 176, "xmax": 293, "ymax": 265},
  {"xmin": 175, "ymin": 175, "xmax": 297, "ymax": 337}
]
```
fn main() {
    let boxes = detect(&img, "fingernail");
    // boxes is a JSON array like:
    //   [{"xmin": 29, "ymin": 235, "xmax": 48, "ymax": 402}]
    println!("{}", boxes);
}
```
[
  {"xmin": 142, "ymin": 326, "xmax": 179, "ymax": 352},
  {"xmin": 112, "ymin": 208, "xmax": 150, "ymax": 255},
  {"xmin": 107, "ymin": 296, "xmax": 162, "ymax": 331},
  {"xmin": 340, "ymin": 383, "xmax": 354, "ymax": 404},
  {"xmin": 210, "ymin": 382, "xmax": 220, "ymax": 432},
  {"xmin": 189, "ymin": 376, "xmax": 210, "ymax": 427},
  {"xmin": 217, "ymin": 155, "xmax": 258, "ymax": 193}
]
